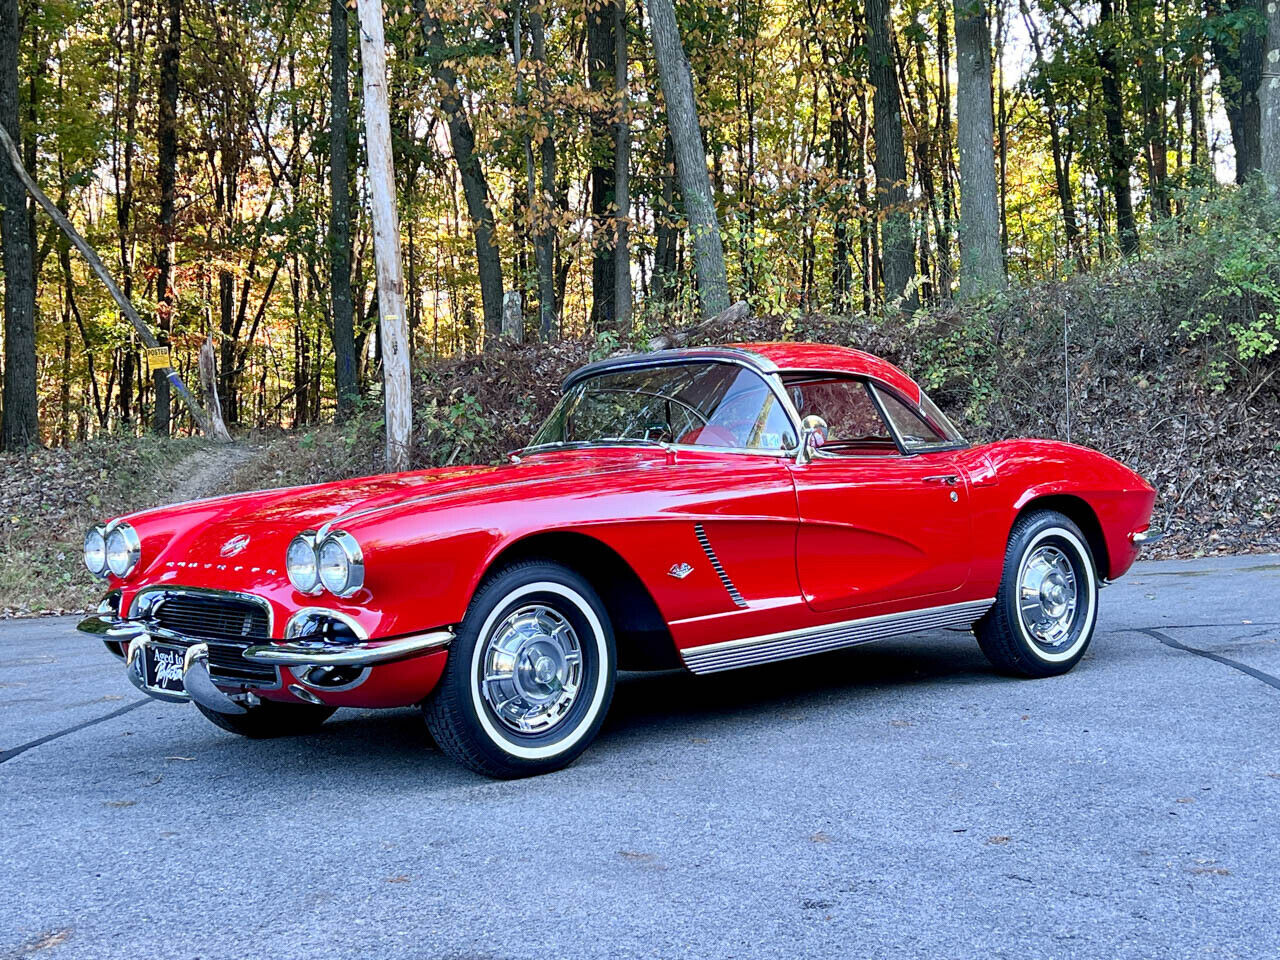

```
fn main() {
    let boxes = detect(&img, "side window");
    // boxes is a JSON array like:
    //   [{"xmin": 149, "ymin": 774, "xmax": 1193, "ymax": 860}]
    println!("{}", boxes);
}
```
[
  {"xmin": 784, "ymin": 377, "xmax": 898, "ymax": 454},
  {"xmin": 871, "ymin": 386, "xmax": 948, "ymax": 452}
]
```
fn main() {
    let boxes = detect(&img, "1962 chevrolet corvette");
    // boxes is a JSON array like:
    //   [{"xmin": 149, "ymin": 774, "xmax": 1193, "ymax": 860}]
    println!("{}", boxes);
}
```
[{"xmin": 78, "ymin": 343, "xmax": 1158, "ymax": 777}]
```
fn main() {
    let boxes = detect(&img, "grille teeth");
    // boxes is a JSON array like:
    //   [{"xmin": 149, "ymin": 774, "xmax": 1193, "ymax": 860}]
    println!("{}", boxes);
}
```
[
  {"xmin": 144, "ymin": 592, "xmax": 277, "ymax": 688},
  {"xmin": 694, "ymin": 523, "xmax": 747, "ymax": 608}
]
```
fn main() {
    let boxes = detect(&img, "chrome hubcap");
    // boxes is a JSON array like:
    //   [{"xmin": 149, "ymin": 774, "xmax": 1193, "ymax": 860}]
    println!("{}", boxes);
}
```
[
  {"xmin": 480, "ymin": 604, "xmax": 583, "ymax": 734},
  {"xmin": 1018, "ymin": 544, "xmax": 1079, "ymax": 648}
]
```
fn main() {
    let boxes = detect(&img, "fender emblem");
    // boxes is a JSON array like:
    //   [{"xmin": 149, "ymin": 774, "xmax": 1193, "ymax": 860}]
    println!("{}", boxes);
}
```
[
  {"xmin": 668, "ymin": 562, "xmax": 694, "ymax": 580},
  {"xmin": 220, "ymin": 534, "xmax": 251, "ymax": 558}
]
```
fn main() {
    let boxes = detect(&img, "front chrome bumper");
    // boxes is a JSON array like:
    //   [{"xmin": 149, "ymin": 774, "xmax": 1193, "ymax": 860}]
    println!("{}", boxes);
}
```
[
  {"xmin": 241, "ymin": 632, "xmax": 453, "ymax": 667},
  {"xmin": 77, "ymin": 614, "xmax": 453, "ymax": 668},
  {"xmin": 1130, "ymin": 528, "xmax": 1165, "ymax": 546}
]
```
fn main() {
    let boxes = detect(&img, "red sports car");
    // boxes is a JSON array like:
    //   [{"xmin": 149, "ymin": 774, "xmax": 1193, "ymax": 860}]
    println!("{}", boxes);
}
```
[{"xmin": 78, "ymin": 343, "xmax": 1158, "ymax": 777}]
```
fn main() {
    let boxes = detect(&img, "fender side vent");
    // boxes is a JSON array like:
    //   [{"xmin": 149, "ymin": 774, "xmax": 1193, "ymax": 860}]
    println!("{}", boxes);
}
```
[{"xmin": 694, "ymin": 523, "xmax": 748, "ymax": 608}]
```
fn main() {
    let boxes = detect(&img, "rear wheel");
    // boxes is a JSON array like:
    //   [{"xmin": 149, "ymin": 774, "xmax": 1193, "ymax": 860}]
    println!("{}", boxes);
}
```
[
  {"xmin": 194, "ymin": 699, "xmax": 336, "ymax": 738},
  {"xmin": 424, "ymin": 560, "xmax": 616, "ymax": 778},
  {"xmin": 976, "ymin": 509, "xmax": 1099, "ymax": 678}
]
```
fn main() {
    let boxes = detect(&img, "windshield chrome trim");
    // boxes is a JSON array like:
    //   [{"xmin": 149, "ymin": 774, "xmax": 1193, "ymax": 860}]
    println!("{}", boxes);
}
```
[
  {"xmin": 542, "ymin": 354, "xmax": 803, "ymax": 457},
  {"xmin": 561, "ymin": 347, "xmax": 779, "ymax": 392}
]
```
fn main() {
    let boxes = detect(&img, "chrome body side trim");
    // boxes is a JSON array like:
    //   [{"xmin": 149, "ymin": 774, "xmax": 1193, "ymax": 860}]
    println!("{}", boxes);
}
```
[
  {"xmin": 680, "ymin": 598, "xmax": 996, "ymax": 674},
  {"xmin": 242, "ymin": 629, "xmax": 454, "ymax": 667},
  {"xmin": 694, "ymin": 523, "xmax": 747, "ymax": 608}
]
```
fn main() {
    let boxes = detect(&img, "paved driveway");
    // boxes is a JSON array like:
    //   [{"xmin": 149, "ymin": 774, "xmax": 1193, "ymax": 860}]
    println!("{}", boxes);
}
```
[{"xmin": 2, "ymin": 555, "xmax": 1278, "ymax": 960}]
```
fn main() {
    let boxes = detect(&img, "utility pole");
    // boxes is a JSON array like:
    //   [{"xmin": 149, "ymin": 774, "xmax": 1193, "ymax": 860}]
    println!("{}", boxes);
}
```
[{"xmin": 356, "ymin": 0, "xmax": 413, "ymax": 472}]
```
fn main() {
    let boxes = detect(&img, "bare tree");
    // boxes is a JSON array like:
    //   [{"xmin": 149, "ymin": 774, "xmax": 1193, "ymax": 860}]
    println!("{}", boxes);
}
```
[
  {"xmin": 356, "ymin": 0, "xmax": 412, "ymax": 470},
  {"xmin": 953, "ymin": 0, "xmax": 1004, "ymax": 298},
  {"xmin": 0, "ymin": 0, "xmax": 37, "ymax": 448},
  {"xmin": 645, "ymin": 0, "xmax": 730, "ymax": 318}
]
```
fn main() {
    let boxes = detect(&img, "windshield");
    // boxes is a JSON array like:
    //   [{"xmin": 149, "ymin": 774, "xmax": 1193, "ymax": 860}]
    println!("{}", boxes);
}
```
[{"xmin": 530, "ymin": 362, "xmax": 798, "ymax": 452}]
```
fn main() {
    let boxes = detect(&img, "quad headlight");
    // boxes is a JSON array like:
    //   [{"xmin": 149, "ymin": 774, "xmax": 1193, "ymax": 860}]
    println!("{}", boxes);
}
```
[
  {"xmin": 84, "ymin": 524, "xmax": 108, "ymax": 578},
  {"xmin": 286, "ymin": 533, "xmax": 321, "ymax": 594},
  {"xmin": 317, "ymin": 531, "xmax": 364, "ymax": 597},
  {"xmin": 103, "ymin": 522, "xmax": 141, "ymax": 578},
  {"xmin": 286, "ymin": 529, "xmax": 364, "ymax": 598}
]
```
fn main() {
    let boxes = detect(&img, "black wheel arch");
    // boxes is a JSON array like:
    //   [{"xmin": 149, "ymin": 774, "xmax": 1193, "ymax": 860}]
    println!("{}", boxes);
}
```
[
  {"xmin": 480, "ymin": 531, "xmax": 680, "ymax": 671},
  {"xmin": 1010, "ymin": 494, "xmax": 1109, "ymax": 579}
]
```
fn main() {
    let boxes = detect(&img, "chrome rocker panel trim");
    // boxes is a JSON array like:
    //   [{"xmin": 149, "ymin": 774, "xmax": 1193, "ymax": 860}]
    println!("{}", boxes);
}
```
[
  {"xmin": 241, "ymin": 630, "xmax": 454, "ymax": 667},
  {"xmin": 679, "ymin": 598, "xmax": 996, "ymax": 675}
]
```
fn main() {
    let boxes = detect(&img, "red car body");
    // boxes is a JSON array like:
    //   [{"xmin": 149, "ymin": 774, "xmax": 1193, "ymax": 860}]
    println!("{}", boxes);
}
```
[{"xmin": 80, "ymin": 343, "xmax": 1156, "ymax": 719}]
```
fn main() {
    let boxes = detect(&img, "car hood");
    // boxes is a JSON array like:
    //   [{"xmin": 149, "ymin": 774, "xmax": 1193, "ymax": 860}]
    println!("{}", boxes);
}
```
[{"xmin": 119, "ymin": 449, "xmax": 662, "ymax": 585}]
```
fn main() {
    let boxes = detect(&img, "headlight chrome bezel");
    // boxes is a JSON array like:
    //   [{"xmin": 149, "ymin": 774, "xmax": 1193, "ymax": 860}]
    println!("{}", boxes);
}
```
[
  {"xmin": 286, "ymin": 531, "xmax": 323, "ymax": 595},
  {"xmin": 84, "ymin": 523, "xmax": 109, "ymax": 578},
  {"xmin": 104, "ymin": 522, "xmax": 142, "ymax": 579},
  {"xmin": 316, "ymin": 530, "xmax": 365, "ymax": 598}
]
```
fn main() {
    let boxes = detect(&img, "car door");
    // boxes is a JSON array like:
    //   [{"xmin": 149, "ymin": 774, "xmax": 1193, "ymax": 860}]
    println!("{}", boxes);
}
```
[{"xmin": 785, "ymin": 377, "xmax": 971, "ymax": 615}]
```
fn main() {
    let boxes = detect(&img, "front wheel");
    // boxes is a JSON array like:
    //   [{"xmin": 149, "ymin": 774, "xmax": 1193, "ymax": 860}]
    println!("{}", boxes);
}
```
[
  {"xmin": 424, "ymin": 561, "xmax": 616, "ymax": 778},
  {"xmin": 976, "ymin": 509, "xmax": 1099, "ymax": 678}
]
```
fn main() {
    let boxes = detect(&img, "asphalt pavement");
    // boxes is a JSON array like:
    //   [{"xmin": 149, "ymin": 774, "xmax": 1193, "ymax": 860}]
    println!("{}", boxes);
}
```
[{"xmin": 2, "ymin": 554, "xmax": 1278, "ymax": 960}]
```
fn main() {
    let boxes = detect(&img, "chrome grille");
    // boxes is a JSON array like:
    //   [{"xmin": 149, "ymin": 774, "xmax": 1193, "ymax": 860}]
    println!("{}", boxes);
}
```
[{"xmin": 146, "ymin": 591, "xmax": 278, "ymax": 688}]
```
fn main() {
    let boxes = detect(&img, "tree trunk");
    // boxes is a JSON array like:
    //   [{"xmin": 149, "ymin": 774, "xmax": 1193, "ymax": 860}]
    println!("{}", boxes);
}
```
[
  {"xmin": 865, "ymin": 0, "xmax": 916, "ymax": 309},
  {"xmin": 357, "ymin": 0, "xmax": 413, "ymax": 471},
  {"xmin": 1210, "ymin": 0, "xmax": 1264, "ymax": 183},
  {"xmin": 1259, "ymin": 0, "xmax": 1280, "ymax": 182},
  {"xmin": 1098, "ymin": 0, "xmax": 1139, "ymax": 255},
  {"xmin": 645, "ymin": 0, "xmax": 730, "ymax": 318},
  {"xmin": 0, "ymin": 0, "xmax": 37, "ymax": 448},
  {"xmin": 936, "ymin": 0, "xmax": 955, "ymax": 295},
  {"xmin": 1129, "ymin": 0, "xmax": 1169, "ymax": 218},
  {"xmin": 419, "ymin": 1, "xmax": 505, "ymax": 344},
  {"xmin": 153, "ymin": 0, "xmax": 180, "ymax": 435},
  {"xmin": 530, "ymin": 6, "xmax": 558, "ymax": 339},
  {"xmin": 516, "ymin": 1, "xmax": 558, "ymax": 341},
  {"xmin": 330, "ymin": 0, "xmax": 358, "ymax": 418},
  {"xmin": 653, "ymin": 135, "xmax": 679, "ymax": 303},
  {"xmin": 587, "ymin": 0, "xmax": 617, "ymax": 330},
  {"xmin": 614, "ymin": 0, "xmax": 632, "ymax": 334},
  {"xmin": 953, "ymin": 0, "xmax": 1004, "ymax": 298}
]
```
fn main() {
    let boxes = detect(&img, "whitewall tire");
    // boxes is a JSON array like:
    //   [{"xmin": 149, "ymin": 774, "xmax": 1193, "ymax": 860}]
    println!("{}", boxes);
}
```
[
  {"xmin": 424, "ymin": 560, "xmax": 616, "ymax": 778},
  {"xmin": 976, "ymin": 510, "xmax": 1099, "ymax": 678}
]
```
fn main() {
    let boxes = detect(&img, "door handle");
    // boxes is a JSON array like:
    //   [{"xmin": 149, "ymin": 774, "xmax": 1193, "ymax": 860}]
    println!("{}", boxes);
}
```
[{"xmin": 922, "ymin": 474, "xmax": 959, "ymax": 485}]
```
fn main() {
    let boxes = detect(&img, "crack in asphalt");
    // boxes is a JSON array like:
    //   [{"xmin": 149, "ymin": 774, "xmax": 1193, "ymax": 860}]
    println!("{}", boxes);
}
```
[
  {"xmin": 4, "ymin": 620, "xmax": 1277, "ymax": 766},
  {"xmin": 0, "ymin": 699, "xmax": 149, "ymax": 765},
  {"xmin": 1135, "ymin": 627, "xmax": 1280, "ymax": 692}
]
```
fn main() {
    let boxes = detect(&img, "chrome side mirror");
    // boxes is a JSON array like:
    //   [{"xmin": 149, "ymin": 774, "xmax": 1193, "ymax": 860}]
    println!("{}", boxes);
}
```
[{"xmin": 797, "ymin": 415, "xmax": 828, "ymax": 464}]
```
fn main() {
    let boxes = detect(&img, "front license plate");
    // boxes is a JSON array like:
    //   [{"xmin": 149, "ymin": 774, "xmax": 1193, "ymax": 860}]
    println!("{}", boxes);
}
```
[{"xmin": 144, "ymin": 643, "xmax": 187, "ymax": 696}]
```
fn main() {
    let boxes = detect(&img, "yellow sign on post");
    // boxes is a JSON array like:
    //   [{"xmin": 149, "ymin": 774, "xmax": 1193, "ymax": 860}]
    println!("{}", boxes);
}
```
[{"xmin": 144, "ymin": 347, "xmax": 171, "ymax": 374}]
